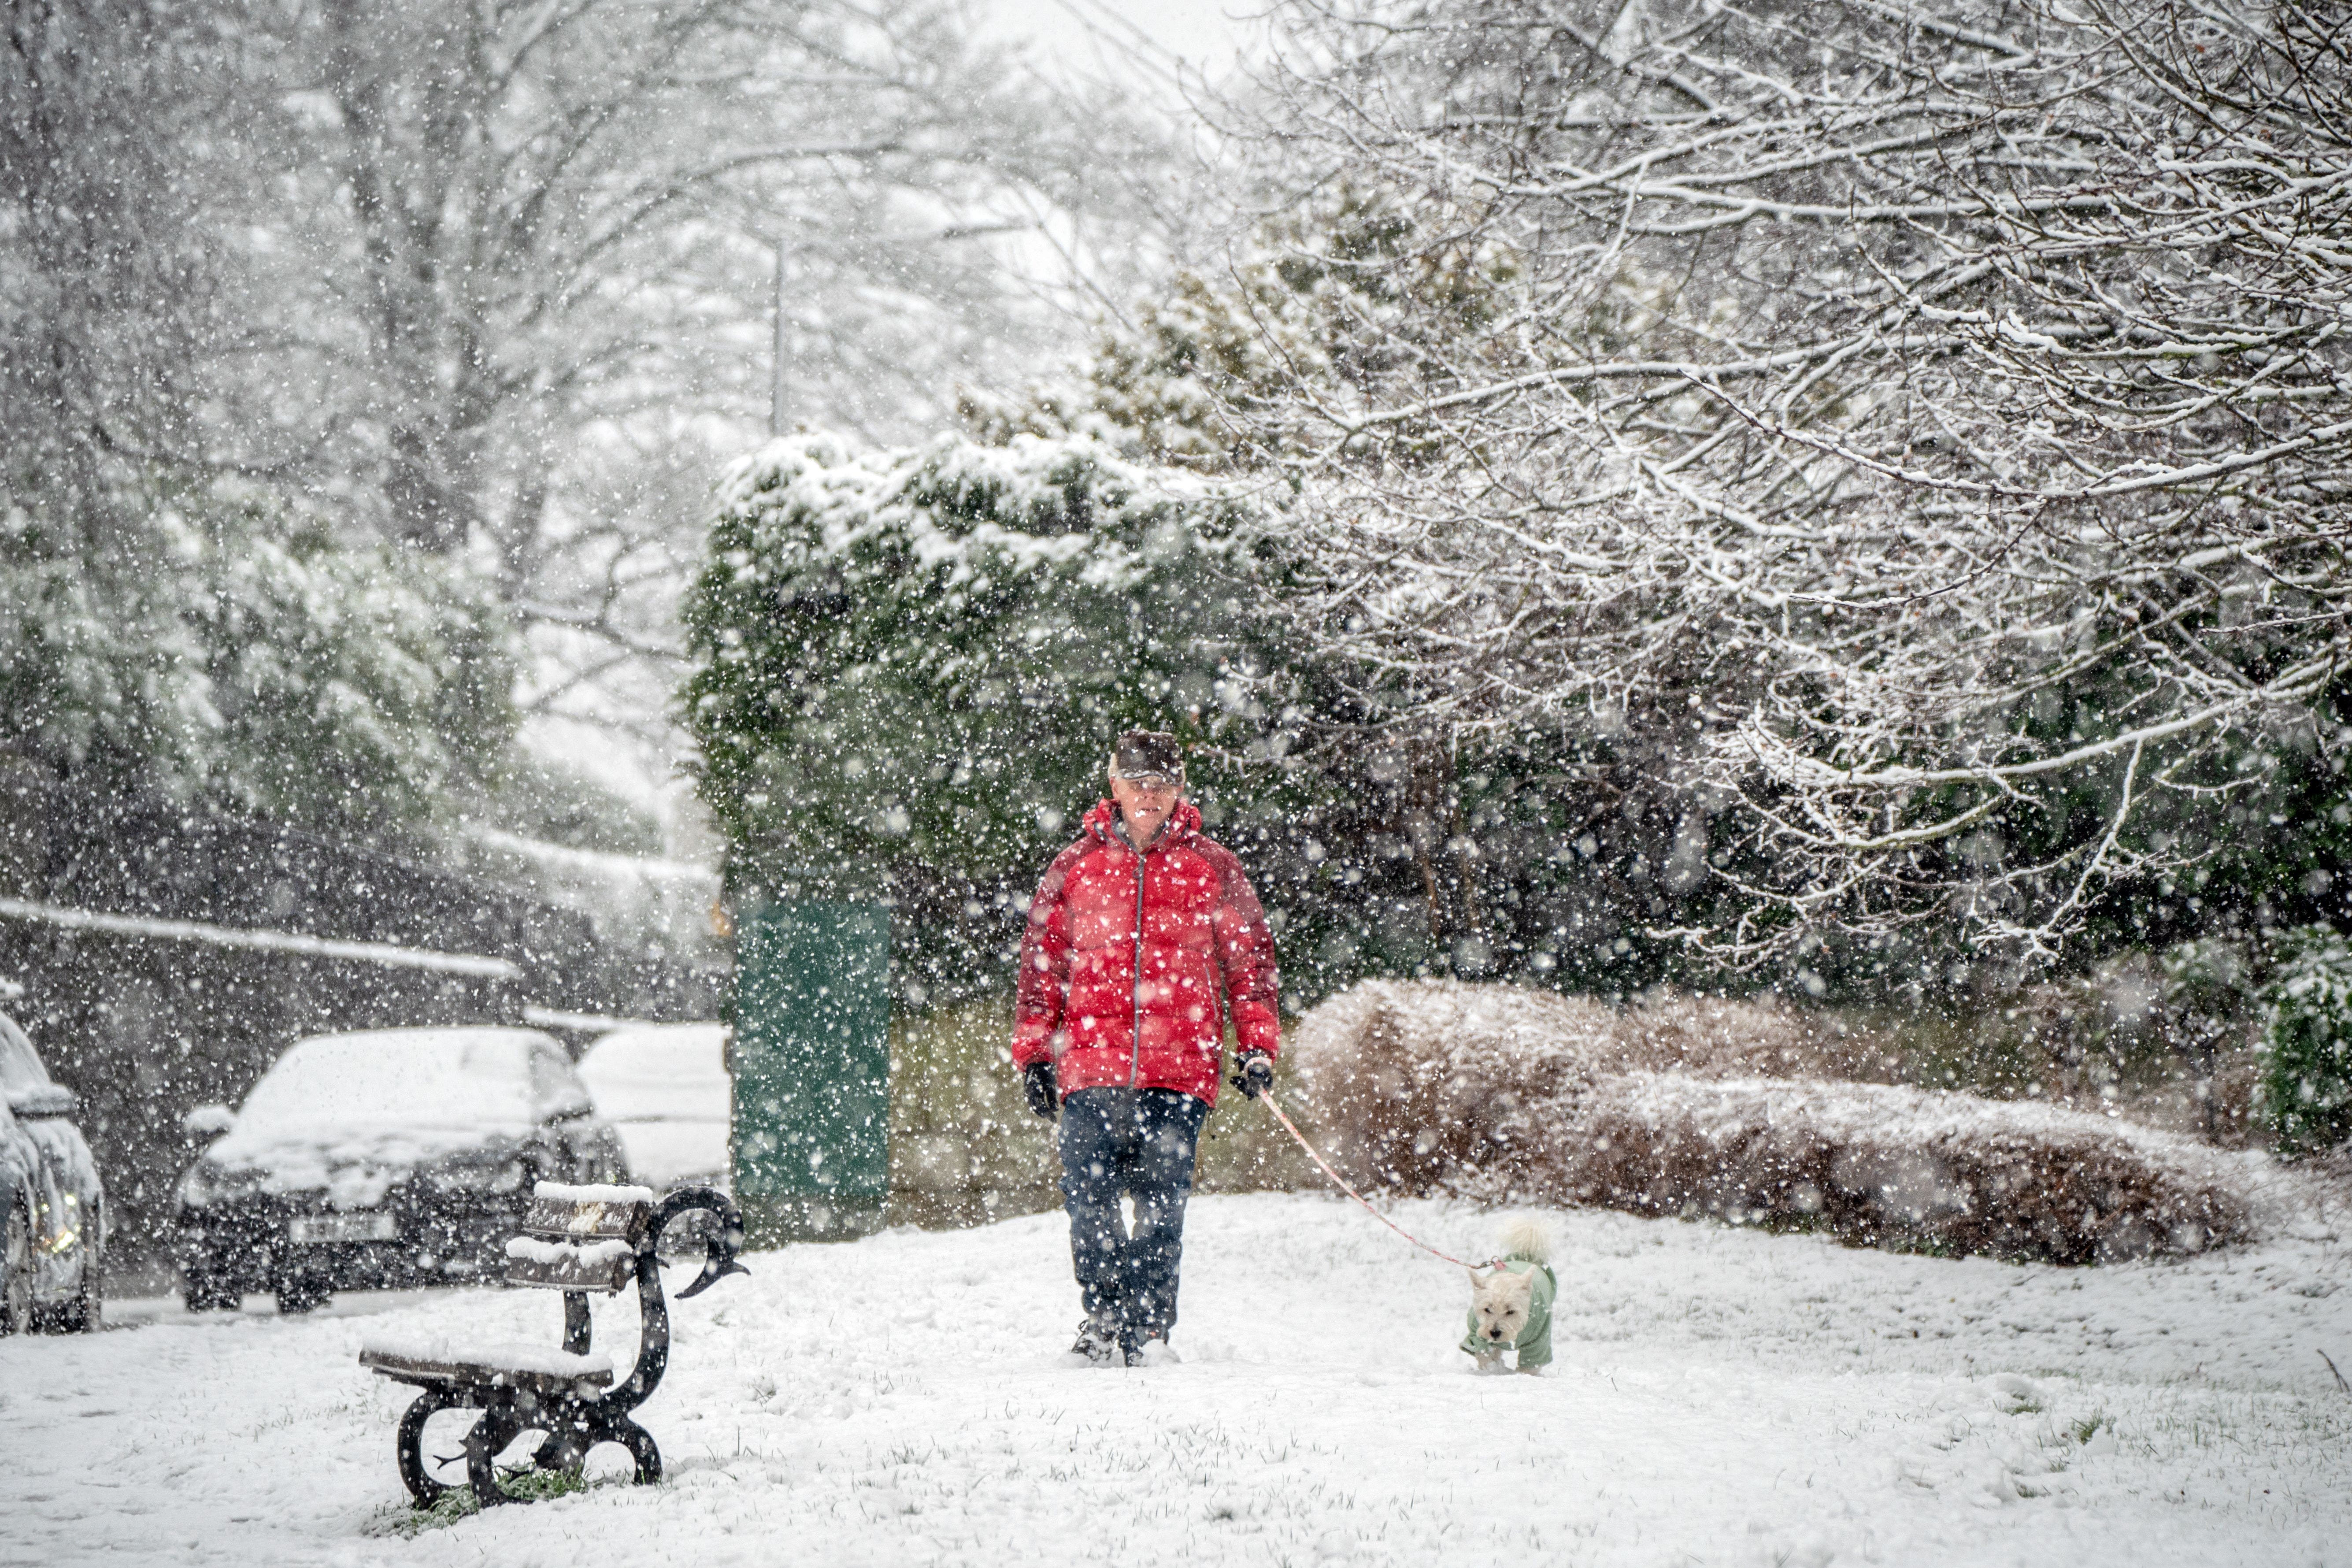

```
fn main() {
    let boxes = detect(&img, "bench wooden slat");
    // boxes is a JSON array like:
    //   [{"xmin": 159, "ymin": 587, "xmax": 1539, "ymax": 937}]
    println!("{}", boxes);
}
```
[
  {"xmin": 522, "ymin": 1190, "xmax": 651, "ymax": 1243},
  {"xmin": 359, "ymin": 1343, "xmax": 614, "ymax": 1394},
  {"xmin": 503, "ymin": 1233, "xmax": 637, "ymax": 1294}
]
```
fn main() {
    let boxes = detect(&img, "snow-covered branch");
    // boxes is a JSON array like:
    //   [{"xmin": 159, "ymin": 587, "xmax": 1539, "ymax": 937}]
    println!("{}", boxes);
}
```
[{"xmin": 1224, "ymin": 0, "xmax": 2352, "ymax": 964}]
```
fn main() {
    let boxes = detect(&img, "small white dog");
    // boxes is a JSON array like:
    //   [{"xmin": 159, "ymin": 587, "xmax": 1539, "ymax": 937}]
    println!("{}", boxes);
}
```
[{"xmin": 1462, "ymin": 1216, "xmax": 1556, "ymax": 1375}]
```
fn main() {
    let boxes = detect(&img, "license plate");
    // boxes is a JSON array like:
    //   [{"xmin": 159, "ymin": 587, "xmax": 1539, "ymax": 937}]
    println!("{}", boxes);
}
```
[{"xmin": 289, "ymin": 1212, "xmax": 398, "ymax": 1244}]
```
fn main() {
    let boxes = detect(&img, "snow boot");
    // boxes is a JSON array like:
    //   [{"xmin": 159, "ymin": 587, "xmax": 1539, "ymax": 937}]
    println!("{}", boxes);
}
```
[
  {"xmin": 1122, "ymin": 1331, "xmax": 1178, "ymax": 1368},
  {"xmin": 1067, "ymin": 1317, "xmax": 1121, "ymax": 1366}
]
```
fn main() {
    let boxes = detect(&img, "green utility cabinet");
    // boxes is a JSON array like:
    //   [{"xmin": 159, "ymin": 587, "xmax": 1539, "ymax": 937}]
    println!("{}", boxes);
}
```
[{"xmin": 731, "ymin": 898, "xmax": 890, "ymax": 1243}]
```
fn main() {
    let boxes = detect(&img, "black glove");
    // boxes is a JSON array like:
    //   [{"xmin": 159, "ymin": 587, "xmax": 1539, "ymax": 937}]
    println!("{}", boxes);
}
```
[
  {"xmin": 1233, "ymin": 1050, "xmax": 1274, "ymax": 1100},
  {"xmin": 1022, "ymin": 1061, "xmax": 1059, "ymax": 1120}
]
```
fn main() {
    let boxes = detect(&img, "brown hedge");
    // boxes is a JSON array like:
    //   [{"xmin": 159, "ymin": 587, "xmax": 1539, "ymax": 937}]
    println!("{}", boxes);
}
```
[{"xmin": 1287, "ymin": 980, "xmax": 2253, "ymax": 1264}]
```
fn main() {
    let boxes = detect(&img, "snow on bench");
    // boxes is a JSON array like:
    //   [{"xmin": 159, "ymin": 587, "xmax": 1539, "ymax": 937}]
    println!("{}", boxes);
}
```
[{"xmin": 359, "ymin": 1334, "xmax": 615, "ymax": 1393}]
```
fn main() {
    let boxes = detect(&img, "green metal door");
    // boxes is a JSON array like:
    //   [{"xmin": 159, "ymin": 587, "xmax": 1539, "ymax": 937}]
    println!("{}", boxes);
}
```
[{"xmin": 731, "ymin": 898, "xmax": 890, "ymax": 1241}]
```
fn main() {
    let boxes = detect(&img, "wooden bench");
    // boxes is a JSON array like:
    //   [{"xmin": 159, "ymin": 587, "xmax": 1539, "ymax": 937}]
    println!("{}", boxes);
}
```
[{"xmin": 359, "ymin": 1181, "xmax": 746, "ymax": 1509}]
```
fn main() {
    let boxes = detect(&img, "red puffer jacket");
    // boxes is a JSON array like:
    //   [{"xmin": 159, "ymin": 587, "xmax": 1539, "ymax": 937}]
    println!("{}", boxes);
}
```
[{"xmin": 1011, "ymin": 799, "xmax": 1280, "ymax": 1104}]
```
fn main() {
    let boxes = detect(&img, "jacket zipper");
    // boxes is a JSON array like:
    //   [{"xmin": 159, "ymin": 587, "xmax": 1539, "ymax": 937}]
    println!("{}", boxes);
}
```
[{"xmin": 1129, "ymin": 834, "xmax": 1146, "ymax": 1089}]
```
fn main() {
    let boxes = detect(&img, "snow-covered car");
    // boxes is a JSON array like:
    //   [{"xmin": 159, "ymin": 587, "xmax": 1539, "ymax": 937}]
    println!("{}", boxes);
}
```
[
  {"xmin": 576, "ymin": 1022, "xmax": 731, "ymax": 1188},
  {"xmin": 173, "ymin": 1026, "xmax": 626, "ymax": 1313},
  {"xmin": 0, "ymin": 1012, "xmax": 105, "ymax": 1334}
]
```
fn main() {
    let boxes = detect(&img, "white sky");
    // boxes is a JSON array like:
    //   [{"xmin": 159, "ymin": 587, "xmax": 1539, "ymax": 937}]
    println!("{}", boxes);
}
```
[{"xmin": 982, "ymin": 0, "xmax": 1266, "ymax": 93}]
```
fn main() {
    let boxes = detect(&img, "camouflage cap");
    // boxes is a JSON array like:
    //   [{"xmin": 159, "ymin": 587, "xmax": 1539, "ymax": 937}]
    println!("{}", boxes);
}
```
[{"xmin": 1108, "ymin": 730, "xmax": 1185, "ymax": 785}]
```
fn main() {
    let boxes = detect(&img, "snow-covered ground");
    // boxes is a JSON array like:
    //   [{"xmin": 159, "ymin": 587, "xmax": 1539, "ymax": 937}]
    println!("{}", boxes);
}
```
[{"xmin": 6, "ymin": 1193, "xmax": 2351, "ymax": 1567}]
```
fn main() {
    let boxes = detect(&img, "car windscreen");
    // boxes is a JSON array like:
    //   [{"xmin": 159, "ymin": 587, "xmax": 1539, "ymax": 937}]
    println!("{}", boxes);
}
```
[
  {"xmin": 527, "ymin": 1043, "xmax": 595, "ymax": 1120},
  {"xmin": 0, "ymin": 1016, "xmax": 50, "ymax": 1097},
  {"xmin": 235, "ymin": 1031, "xmax": 540, "ymax": 1137}
]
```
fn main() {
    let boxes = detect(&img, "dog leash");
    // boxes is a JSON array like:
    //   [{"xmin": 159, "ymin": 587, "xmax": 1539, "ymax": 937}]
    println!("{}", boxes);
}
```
[{"xmin": 1255, "ymin": 1088, "xmax": 1500, "ymax": 1272}]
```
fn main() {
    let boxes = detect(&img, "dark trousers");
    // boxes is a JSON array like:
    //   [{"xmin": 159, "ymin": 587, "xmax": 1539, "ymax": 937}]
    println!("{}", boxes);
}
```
[{"xmin": 1058, "ymin": 1087, "xmax": 1207, "ymax": 1341}]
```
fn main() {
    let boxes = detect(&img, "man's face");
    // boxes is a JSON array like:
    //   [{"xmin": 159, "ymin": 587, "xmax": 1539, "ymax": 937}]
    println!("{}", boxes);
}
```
[{"xmin": 1109, "ymin": 773, "xmax": 1182, "ymax": 846}]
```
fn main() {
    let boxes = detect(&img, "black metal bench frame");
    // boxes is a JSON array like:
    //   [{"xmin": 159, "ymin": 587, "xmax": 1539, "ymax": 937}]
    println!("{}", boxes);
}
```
[{"xmin": 361, "ymin": 1183, "xmax": 747, "ymax": 1509}]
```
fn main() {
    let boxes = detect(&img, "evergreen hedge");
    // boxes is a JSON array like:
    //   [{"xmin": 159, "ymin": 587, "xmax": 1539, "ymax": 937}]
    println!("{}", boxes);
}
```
[
  {"xmin": 2261, "ymin": 924, "xmax": 2352, "ymax": 1155},
  {"xmin": 681, "ymin": 430, "xmax": 1311, "ymax": 1002}
]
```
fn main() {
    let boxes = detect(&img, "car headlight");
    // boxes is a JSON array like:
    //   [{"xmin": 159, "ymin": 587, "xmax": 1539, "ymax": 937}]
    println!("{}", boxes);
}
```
[{"xmin": 428, "ymin": 1160, "xmax": 526, "ymax": 1194}]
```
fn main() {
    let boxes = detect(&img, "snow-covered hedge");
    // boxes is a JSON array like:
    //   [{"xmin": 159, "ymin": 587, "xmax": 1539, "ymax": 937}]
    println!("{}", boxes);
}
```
[
  {"xmin": 1289, "ymin": 980, "xmax": 2255, "ymax": 1264},
  {"xmin": 682, "ymin": 430, "xmax": 1307, "ymax": 997}
]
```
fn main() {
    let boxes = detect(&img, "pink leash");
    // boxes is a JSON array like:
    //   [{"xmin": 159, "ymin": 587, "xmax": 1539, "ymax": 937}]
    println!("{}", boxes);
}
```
[{"xmin": 1256, "ymin": 1089, "xmax": 1499, "ymax": 1272}]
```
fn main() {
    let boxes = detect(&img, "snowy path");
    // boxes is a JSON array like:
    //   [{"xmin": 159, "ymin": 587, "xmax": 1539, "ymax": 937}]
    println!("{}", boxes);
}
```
[{"xmin": 5, "ymin": 1194, "xmax": 2350, "ymax": 1568}]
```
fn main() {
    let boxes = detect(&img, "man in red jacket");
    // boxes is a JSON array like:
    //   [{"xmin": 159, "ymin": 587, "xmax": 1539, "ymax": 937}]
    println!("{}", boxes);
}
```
[{"xmin": 1011, "ymin": 729, "xmax": 1282, "ymax": 1366}]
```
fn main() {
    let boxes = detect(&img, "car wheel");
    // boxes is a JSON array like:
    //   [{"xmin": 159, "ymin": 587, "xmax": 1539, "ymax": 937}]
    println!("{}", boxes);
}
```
[
  {"xmin": 1, "ymin": 1200, "xmax": 31, "ymax": 1335},
  {"xmin": 180, "ymin": 1244, "xmax": 243, "ymax": 1312},
  {"xmin": 57, "ymin": 1244, "xmax": 102, "ymax": 1334},
  {"xmin": 274, "ymin": 1272, "xmax": 328, "ymax": 1315},
  {"xmin": 181, "ymin": 1265, "xmax": 238, "ymax": 1313}
]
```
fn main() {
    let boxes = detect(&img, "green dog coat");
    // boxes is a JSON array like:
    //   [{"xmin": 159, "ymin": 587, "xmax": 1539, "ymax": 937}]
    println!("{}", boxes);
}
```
[{"xmin": 1460, "ymin": 1256, "xmax": 1557, "ymax": 1368}]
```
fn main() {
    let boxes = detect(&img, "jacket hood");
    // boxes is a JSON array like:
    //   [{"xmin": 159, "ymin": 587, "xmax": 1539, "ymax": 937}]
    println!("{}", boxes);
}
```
[{"xmin": 1081, "ymin": 796, "xmax": 1202, "ymax": 849}]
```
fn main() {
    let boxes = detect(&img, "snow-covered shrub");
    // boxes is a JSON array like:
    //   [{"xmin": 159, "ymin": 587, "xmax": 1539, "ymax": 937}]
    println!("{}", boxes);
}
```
[
  {"xmin": 1289, "ymin": 979, "xmax": 2255, "ymax": 1263},
  {"xmin": 965, "ymin": 184, "xmax": 1518, "ymax": 477},
  {"xmin": 2259, "ymin": 926, "xmax": 2352, "ymax": 1156},
  {"xmin": 698, "ymin": 317, "xmax": 1829, "ymax": 1010},
  {"xmin": 1546, "ymin": 1077, "xmax": 2249, "ymax": 1265},
  {"xmin": 1284, "ymin": 979, "xmax": 1622, "ymax": 1193},
  {"xmin": 0, "ymin": 500, "xmax": 515, "ymax": 834},
  {"xmin": 1289, "ymin": 980, "xmax": 1896, "ymax": 1191},
  {"xmin": 1617, "ymin": 989, "xmax": 1899, "ymax": 1084}
]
